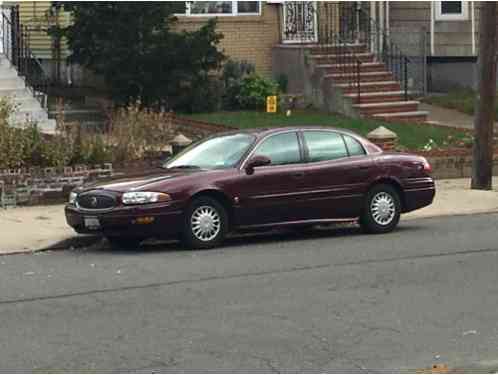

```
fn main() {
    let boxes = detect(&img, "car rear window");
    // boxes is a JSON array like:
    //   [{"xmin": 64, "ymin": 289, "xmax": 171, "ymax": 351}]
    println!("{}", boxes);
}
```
[
  {"xmin": 303, "ymin": 131, "xmax": 348, "ymax": 162},
  {"xmin": 343, "ymin": 135, "xmax": 366, "ymax": 156}
]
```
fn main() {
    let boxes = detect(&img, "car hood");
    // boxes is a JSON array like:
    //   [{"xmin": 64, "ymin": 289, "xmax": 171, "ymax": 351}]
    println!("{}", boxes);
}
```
[{"xmin": 77, "ymin": 168, "xmax": 202, "ymax": 193}]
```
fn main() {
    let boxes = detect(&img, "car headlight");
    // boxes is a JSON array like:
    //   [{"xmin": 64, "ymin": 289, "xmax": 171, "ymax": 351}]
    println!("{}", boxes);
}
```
[
  {"xmin": 69, "ymin": 191, "xmax": 78, "ymax": 205},
  {"xmin": 121, "ymin": 192, "xmax": 171, "ymax": 205}
]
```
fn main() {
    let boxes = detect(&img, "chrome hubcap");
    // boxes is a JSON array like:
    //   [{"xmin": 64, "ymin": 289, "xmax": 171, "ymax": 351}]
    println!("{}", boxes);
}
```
[
  {"xmin": 371, "ymin": 192, "xmax": 396, "ymax": 226},
  {"xmin": 191, "ymin": 205, "xmax": 221, "ymax": 242}
]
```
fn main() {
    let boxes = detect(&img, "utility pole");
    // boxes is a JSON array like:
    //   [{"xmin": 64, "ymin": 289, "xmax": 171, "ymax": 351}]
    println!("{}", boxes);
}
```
[{"xmin": 472, "ymin": 1, "xmax": 497, "ymax": 190}]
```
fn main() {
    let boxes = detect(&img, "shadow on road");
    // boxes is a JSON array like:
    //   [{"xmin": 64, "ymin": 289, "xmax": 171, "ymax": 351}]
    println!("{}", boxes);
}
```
[{"xmin": 73, "ymin": 222, "xmax": 425, "ymax": 256}]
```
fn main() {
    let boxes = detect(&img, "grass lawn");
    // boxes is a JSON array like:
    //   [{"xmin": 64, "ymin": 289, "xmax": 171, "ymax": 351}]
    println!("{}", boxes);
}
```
[
  {"xmin": 185, "ymin": 110, "xmax": 469, "ymax": 151},
  {"xmin": 423, "ymin": 89, "xmax": 498, "ymax": 118}
]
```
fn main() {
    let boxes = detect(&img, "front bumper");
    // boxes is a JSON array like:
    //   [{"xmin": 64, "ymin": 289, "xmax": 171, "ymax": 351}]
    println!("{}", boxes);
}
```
[{"xmin": 65, "ymin": 201, "xmax": 184, "ymax": 238}]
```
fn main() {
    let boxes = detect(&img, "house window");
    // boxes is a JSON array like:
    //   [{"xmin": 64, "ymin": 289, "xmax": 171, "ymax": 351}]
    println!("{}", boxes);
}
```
[
  {"xmin": 175, "ymin": 1, "xmax": 261, "ymax": 16},
  {"xmin": 436, "ymin": 1, "xmax": 468, "ymax": 21}
]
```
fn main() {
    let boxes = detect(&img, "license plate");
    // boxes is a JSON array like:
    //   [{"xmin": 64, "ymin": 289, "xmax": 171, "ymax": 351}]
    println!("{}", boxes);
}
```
[{"xmin": 84, "ymin": 216, "xmax": 101, "ymax": 230}]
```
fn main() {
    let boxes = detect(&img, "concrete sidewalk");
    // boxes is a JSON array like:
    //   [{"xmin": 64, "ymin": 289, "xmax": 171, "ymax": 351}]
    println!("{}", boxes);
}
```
[{"xmin": 2, "ymin": 178, "xmax": 498, "ymax": 255}]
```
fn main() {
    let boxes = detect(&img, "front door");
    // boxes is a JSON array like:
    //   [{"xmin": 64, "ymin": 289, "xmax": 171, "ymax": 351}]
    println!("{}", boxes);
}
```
[{"xmin": 235, "ymin": 131, "xmax": 308, "ymax": 226}]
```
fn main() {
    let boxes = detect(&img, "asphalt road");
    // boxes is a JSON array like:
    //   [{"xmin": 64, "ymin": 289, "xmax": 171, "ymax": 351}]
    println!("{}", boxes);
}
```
[{"xmin": 1, "ymin": 214, "xmax": 498, "ymax": 372}]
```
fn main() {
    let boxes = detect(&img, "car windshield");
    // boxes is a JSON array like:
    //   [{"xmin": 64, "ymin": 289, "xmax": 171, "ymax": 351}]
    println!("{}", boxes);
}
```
[{"xmin": 164, "ymin": 133, "xmax": 256, "ymax": 170}]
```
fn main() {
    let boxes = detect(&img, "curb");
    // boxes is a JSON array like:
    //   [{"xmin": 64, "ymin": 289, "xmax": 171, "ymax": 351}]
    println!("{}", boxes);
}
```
[
  {"xmin": 403, "ymin": 209, "xmax": 498, "ymax": 221},
  {"xmin": 2, "ymin": 210, "xmax": 498, "ymax": 256},
  {"xmin": 0, "ymin": 234, "xmax": 103, "ymax": 257}
]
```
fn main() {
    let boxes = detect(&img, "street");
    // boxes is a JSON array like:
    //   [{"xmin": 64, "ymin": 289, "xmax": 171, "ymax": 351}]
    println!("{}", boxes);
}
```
[{"xmin": 1, "ymin": 214, "xmax": 498, "ymax": 372}]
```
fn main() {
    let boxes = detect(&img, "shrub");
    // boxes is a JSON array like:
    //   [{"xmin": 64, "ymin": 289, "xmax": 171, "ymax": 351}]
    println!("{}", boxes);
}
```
[
  {"xmin": 276, "ymin": 74, "xmax": 289, "ymax": 94},
  {"xmin": 239, "ymin": 74, "xmax": 280, "ymax": 110},
  {"xmin": 107, "ymin": 101, "xmax": 176, "ymax": 163},
  {"xmin": 221, "ymin": 59, "xmax": 255, "ymax": 110}
]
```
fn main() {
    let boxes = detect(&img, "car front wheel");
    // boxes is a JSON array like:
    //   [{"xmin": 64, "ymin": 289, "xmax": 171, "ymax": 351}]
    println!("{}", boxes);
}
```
[
  {"xmin": 360, "ymin": 184, "xmax": 401, "ymax": 234},
  {"xmin": 182, "ymin": 196, "xmax": 228, "ymax": 249}
]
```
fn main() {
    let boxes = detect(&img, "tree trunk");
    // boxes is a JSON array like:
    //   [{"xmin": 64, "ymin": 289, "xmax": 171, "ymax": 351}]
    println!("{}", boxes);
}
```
[{"xmin": 472, "ymin": 1, "xmax": 497, "ymax": 190}]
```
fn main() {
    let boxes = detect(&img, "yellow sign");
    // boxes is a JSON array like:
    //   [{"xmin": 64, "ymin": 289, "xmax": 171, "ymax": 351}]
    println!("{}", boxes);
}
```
[{"xmin": 266, "ymin": 96, "xmax": 277, "ymax": 113}]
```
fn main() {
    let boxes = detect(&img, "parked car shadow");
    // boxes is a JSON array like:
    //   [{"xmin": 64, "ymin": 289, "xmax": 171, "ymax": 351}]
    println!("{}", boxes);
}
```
[{"xmin": 74, "ymin": 221, "xmax": 424, "ymax": 256}]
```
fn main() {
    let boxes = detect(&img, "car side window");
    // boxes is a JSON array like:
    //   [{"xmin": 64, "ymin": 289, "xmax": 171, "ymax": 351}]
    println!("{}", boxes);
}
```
[
  {"xmin": 253, "ymin": 132, "xmax": 301, "ymax": 166},
  {"xmin": 343, "ymin": 135, "xmax": 366, "ymax": 156},
  {"xmin": 303, "ymin": 131, "xmax": 348, "ymax": 162}
]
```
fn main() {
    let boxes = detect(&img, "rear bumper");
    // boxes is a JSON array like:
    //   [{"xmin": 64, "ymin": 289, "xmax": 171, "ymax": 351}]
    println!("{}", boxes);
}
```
[
  {"xmin": 403, "ymin": 186, "xmax": 436, "ymax": 213},
  {"xmin": 65, "ymin": 202, "xmax": 184, "ymax": 238}
]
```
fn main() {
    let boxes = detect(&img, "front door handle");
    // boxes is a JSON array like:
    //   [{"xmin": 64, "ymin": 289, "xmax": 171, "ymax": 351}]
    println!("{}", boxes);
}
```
[
  {"xmin": 358, "ymin": 166, "xmax": 370, "ymax": 170},
  {"xmin": 292, "ymin": 172, "xmax": 305, "ymax": 179}
]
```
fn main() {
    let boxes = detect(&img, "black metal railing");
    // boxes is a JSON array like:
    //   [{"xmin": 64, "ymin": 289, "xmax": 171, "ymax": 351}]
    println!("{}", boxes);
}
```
[
  {"xmin": 358, "ymin": 7, "xmax": 410, "ymax": 101},
  {"xmin": 311, "ymin": 3, "xmax": 411, "ymax": 102},
  {"xmin": 1, "ymin": 7, "xmax": 50, "ymax": 108}
]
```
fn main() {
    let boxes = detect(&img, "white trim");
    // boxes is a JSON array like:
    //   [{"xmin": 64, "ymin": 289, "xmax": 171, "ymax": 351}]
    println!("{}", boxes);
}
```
[
  {"xmin": 379, "ymin": 1, "xmax": 384, "ymax": 52},
  {"xmin": 386, "ymin": 0, "xmax": 390, "ymax": 38},
  {"xmin": 435, "ymin": 1, "xmax": 468, "ymax": 21},
  {"xmin": 176, "ymin": 1, "xmax": 261, "ymax": 17},
  {"xmin": 471, "ymin": 1, "xmax": 476, "ymax": 55},
  {"xmin": 430, "ymin": 1, "xmax": 435, "ymax": 55},
  {"xmin": 370, "ymin": 2, "xmax": 376, "ymax": 53}
]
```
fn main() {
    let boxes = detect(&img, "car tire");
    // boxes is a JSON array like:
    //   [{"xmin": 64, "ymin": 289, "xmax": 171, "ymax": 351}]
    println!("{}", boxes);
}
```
[
  {"xmin": 106, "ymin": 236, "xmax": 144, "ymax": 250},
  {"xmin": 360, "ymin": 184, "xmax": 401, "ymax": 234},
  {"xmin": 181, "ymin": 196, "xmax": 228, "ymax": 249}
]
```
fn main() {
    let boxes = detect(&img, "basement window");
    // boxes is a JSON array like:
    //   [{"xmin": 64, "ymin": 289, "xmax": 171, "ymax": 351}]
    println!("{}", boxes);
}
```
[
  {"xmin": 436, "ymin": 1, "xmax": 468, "ymax": 21},
  {"xmin": 175, "ymin": 1, "xmax": 261, "ymax": 16}
]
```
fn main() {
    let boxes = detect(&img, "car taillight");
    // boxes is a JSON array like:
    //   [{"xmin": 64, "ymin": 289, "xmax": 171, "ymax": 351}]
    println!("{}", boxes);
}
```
[{"xmin": 422, "ymin": 157, "xmax": 432, "ymax": 174}]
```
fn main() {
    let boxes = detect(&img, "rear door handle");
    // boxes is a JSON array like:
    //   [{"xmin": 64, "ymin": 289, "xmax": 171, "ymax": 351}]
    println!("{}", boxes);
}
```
[{"xmin": 358, "ymin": 166, "xmax": 370, "ymax": 170}]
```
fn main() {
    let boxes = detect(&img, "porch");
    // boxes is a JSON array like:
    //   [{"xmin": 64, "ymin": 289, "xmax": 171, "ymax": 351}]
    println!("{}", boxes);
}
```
[{"xmin": 272, "ymin": 1, "xmax": 428, "ymax": 123}]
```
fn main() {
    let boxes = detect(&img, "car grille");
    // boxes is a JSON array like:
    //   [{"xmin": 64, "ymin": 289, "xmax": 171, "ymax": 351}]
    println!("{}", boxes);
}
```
[{"xmin": 77, "ymin": 191, "xmax": 117, "ymax": 210}]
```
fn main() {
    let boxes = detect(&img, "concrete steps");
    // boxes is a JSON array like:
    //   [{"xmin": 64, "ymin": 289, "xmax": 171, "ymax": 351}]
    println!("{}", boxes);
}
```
[
  {"xmin": 344, "ymin": 91, "xmax": 407, "ymax": 104},
  {"xmin": 309, "ymin": 42, "xmax": 429, "ymax": 123},
  {"xmin": 353, "ymin": 100, "xmax": 420, "ymax": 116},
  {"xmin": 0, "ymin": 55, "xmax": 55, "ymax": 134},
  {"xmin": 317, "ymin": 62, "xmax": 387, "ymax": 74},
  {"xmin": 308, "ymin": 43, "xmax": 368, "ymax": 54},
  {"xmin": 372, "ymin": 111, "xmax": 429, "ymax": 123},
  {"xmin": 338, "ymin": 81, "xmax": 402, "ymax": 94},
  {"xmin": 326, "ymin": 71, "xmax": 393, "ymax": 83},
  {"xmin": 311, "ymin": 52, "xmax": 376, "ymax": 65}
]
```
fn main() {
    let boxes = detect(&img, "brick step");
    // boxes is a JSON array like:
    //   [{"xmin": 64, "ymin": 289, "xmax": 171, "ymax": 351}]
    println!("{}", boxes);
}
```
[
  {"xmin": 353, "ymin": 100, "xmax": 420, "ymax": 115},
  {"xmin": 316, "ymin": 62, "xmax": 387, "ymax": 74},
  {"xmin": 311, "ymin": 52, "xmax": 375, "ymax": 64},
  {"xmin": 326, "ymin": 71, "xmax": 393, "ymax": 83},
  {"xmin": 338, "ymin": 81, "xmax": 401, "ymax": 94},
  {"xmin": 308, "ymin": 43, "xmax": 368, "ymax": 55},
  {"xmin": 344, "ymin": 91, "xmax": 408, "ymax": 104},
  {"xmin": 371, "ymin": 110, "xmax": 429, "ymax": 123}
]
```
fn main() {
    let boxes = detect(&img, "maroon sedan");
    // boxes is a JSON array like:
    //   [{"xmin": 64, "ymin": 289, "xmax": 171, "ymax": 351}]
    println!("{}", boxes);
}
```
[{"xmin": 65, "ymin": 126, "xmax": 435, "ymax": 249}]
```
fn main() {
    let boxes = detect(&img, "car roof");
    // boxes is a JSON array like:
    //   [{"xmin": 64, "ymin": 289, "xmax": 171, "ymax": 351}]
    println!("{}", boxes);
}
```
[{"xmin": 222, "ymin": 126, "xmax": 362, "ymax": 139}]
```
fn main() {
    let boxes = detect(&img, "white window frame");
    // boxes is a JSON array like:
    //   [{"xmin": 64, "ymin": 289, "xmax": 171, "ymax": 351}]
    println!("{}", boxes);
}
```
[
  {"xmin": 176, "ymin": 1, "xmax": 261, "ymax": 17},
  {"xmin": 435, "ymin": 1, "xmax": 468, "ymax": 21}
]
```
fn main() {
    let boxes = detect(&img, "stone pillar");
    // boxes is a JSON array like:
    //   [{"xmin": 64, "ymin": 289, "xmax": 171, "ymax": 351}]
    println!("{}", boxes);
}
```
[
  {"xmin": 367, "ymin": 126, "xmax": 398, "ymax": 151},
  {"xmin": 171, "ymin": 133, "xmax": 192, "ymax": 155}
]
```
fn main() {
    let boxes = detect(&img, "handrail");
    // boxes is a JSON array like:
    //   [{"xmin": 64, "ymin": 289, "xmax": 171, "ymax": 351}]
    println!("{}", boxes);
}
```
[
  {"xmin": 1, "ymin": 7, "xmax": 50, "ymax": 108},
  {"xmin": 358, "ymin": 7, "xmax": 411, "ymax": 100},
  {"xmin": 315, "ymin": 6, "xmax": 364, "ymax": 103}
]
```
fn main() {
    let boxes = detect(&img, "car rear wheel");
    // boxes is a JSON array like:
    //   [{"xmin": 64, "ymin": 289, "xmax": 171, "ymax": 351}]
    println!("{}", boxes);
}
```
[
  {"xmin": 106, "ymin": 236, "xmax": 144, "ymax": 250},
  {"xmin": 182, "ymin": 196, "xmax": 228, "ymax": 249},
  {"xmin": 360, "ymin": 184, "xmax": 401, "ymax": 234}
]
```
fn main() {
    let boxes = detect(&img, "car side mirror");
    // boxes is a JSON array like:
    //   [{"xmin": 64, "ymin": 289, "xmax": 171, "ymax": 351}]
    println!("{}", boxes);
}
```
[{"xmin": 245, "ymin": 155, "xmax": 271, "ymax": 175}]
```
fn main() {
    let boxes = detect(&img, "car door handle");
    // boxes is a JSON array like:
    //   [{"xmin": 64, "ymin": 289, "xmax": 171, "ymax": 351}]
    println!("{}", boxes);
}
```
[
  {"xmin": 292, "ymin": 172, "xmax": 305, "ymax": 179},
  {"xmin": 358, "ymin": 166, "xmax": 370, "ymax": 170}
]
